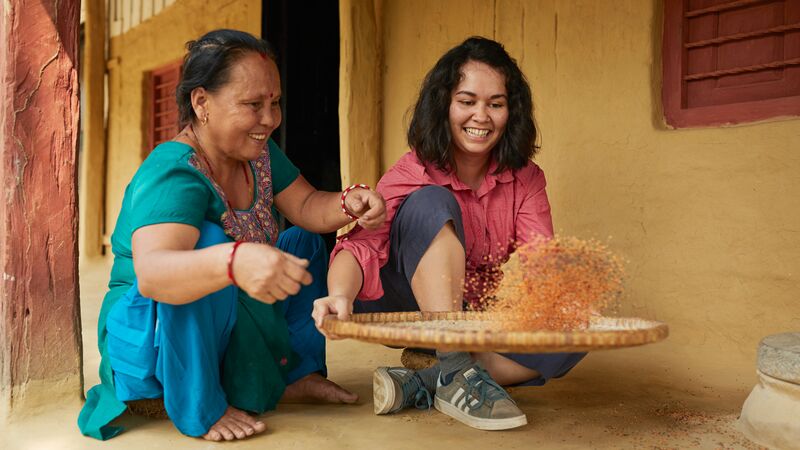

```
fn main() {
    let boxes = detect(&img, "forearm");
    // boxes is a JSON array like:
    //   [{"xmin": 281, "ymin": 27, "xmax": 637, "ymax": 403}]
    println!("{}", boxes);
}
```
[
  {"xmin": 327, "ymin": 250, "xmax": 363, "ymax": 301},
  {"xmin": 135, "ymin": 243, "xmax": 233, "ymax": 304},
  {"xmin": 294, "ymin": 190, "xmax": 352, "ymax": 233}
]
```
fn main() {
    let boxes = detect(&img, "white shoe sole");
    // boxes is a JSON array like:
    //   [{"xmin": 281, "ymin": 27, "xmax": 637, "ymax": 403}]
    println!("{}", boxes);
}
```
[
  {"xmin": 434, "ymin": 397, "xmax": 528, "ymax": 431},
  {"xmin": 373, "ymin": 367, "xmax": 396, "ymax": 415}
]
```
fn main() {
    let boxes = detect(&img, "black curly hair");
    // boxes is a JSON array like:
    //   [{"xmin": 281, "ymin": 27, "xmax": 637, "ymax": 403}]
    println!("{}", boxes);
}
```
[
  {"xmin": 176, "ymin": 29, "xmax": 277, "ymax": 126},
  {"xmin": 407, "ymin": 36, "xmax": 538, "ymax": 174}
]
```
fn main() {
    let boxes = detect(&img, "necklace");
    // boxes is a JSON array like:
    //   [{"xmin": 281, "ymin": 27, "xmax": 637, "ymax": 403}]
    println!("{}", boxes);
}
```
[{"xmin": 184, "ymin": 125, "xmax": 258, "ymax": 239}]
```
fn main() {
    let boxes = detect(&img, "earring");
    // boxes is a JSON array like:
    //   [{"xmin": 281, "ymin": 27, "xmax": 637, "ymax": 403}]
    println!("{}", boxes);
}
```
[{"xmin": 201, "ymin": 113, "xmax": 208, "ymax": 125}]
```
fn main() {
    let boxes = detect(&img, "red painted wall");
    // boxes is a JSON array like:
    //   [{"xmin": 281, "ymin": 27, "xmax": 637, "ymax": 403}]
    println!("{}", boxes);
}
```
[{"xmin": 0, "ymin": 0, "xmax": 82, "ymax": 405}]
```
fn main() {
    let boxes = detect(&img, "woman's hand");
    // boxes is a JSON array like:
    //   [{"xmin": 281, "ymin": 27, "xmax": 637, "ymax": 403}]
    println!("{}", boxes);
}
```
[
  {"xmin": 312, "ymin": 295, "xmax": 353, "ymax": 339},
  {"xmin": 233, "ymin": 243, "xmax": 313, "ymax": 304},
  {"xmin": 344, "ymin": 188, "xmax": 386, "ymax": 230}
]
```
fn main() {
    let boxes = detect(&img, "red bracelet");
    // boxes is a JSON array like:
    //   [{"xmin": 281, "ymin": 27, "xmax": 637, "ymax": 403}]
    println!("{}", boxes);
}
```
[
  {"xmin": 227, "ymin": 241, "xmax": 244, "ymax": 287},
  {"xmin": 340, "ymin": 183, "xmax": 370, "ymax": 221}
]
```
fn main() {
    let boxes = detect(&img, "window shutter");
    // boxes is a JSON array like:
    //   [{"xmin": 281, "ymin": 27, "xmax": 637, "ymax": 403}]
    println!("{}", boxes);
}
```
[
  {"xmin": 145, "ymin": 60, "xmax": 182, "ymax": 157},
  {"xmin": 663, "ymin": 0, "xmax": 800, "ymax": 127}
]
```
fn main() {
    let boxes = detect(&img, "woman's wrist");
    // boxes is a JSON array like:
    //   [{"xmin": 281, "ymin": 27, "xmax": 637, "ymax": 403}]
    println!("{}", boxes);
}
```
[
  {"xmin": 227, "ymin": 241, "xmax": 244, "ymax": 287},
  {"xmin": 340, "ymin": 183, "xmax": 370, "ymax": 221},
  {"xmin": 329, "ymin": 292, "xmax": 354, "ymax": 301}
]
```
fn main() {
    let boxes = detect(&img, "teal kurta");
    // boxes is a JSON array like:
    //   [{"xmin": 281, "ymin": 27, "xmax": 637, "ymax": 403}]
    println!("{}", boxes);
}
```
[{"xmin": 78, "ymin": 139, "xmax": 300, "ymax": 440}]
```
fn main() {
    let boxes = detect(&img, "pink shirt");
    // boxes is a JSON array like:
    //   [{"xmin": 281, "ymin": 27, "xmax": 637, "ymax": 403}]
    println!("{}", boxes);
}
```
[{"xmin": 332, "ymin": 151, "xmax": 554, "ymax": 308}]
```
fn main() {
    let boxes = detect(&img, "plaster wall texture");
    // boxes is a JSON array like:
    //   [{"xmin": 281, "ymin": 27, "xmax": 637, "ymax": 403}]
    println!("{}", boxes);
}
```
[
  {"xmin": 96, "ymin": 0, "xmax": 800, "ymax": 392},
  {"xmin": 104, "ymin": 0, "xmax": 261, "ymax": 239},
  {"xmin": 0, "ymin": 0, "xmax": 83, "ymax": 418},
  {"xmin": 338, "ymin": 0, "xmax": 383, "ymax": 188},
  {"xmin": 379, "ymin": 0, "xmax": 800, "ymax": 390}
]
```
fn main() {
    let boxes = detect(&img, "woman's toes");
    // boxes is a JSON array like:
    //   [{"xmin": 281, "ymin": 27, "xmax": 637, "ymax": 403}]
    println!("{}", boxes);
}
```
[
  {"xmin": 229, "ymin": 409, "xmax": 266, "ymax": 435},
  {"xmin": 253, "ymin": 419, "xmax": 267, "ymax": 433},
  {"xmin": 231, "ymin": 418, "xmax": 254, "ymax": 436},
  {"xmin": 218, "ymin": 424, "xmax": 236, "ymax": 441},
  {"xmin": 338, "ymin": 389, "xmax": 359, "ymax": 404},
  {"xmin": 323, "ymin": 378, "xmax": 359, "ymax": 403},
  {"xmin": 203, "ymin": 430, "xmax": 222, "ymax": 441},
  {"xmin": 227, "ymin": 422, "xmax": 247, "ymax": 439},
  {"xmin": 202, "ymin": 406, "xmax": 266, "ymax": 441}
]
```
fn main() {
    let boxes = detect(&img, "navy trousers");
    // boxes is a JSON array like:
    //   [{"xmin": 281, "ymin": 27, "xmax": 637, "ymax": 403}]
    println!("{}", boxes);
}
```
[
  {"xmin": 106, "ymin": 222, "xmax": 327, "ymax": 436},
  {"xmin": 354, "ymin": 186, "xmax": 586, "ymax": 386}
]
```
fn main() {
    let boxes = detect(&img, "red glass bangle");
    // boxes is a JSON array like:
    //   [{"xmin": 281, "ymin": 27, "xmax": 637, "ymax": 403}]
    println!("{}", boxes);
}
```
[
  {"xmin": 227, "ymin": 241, "xmax": 244, "ymax": 287},
  {"xmin": 340, "ymin": 183, "xmax": 370, "ymax": 221}
]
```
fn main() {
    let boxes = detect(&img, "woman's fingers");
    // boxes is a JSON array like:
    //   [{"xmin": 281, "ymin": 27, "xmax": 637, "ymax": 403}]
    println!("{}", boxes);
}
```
[
  {"xmin": 283, "ymin": 252, "xmax": 309, "ymax": 268},
  {"xmin": 312, "ymin": 302, "xmax": 334, "ymax": 338},
  {"xmin": 358, "ymin": 216, "xmax": 381, "ymax": 230},
  {"xmin": 349, "ymin": 197, "xmax": 364, "ymax": 213},
  {"xmin": 312, "ymin": 299, "xmax": 333, "ymax": 328},
  {"xmin": 252, "ymin": 291, "xmax": 277, "ymax": 304},
  {"xmin": 312, "ymin": 297, "xmax": 351, "ymax": 339},
  {"xmin": 278, "ymin": 277, "xmax": 302, "ymax": 296},
  {"xmin": 356, "ymin": 193, "xmax": 386, "ymax": 230},
  {"xmin": 268, "ymin": 284, "xmax": 291, "ymax": 301},
  {"xmin": 336, "ymin": 306, "xmax": 352, "ymax": 326},
  {"xmin": 345, "ymin": 190, "xmax": 367, "ymax": 214},
  {"xmin": 235, "ymin": 244, "xmax": 313, "ymax": 304},
  {"xmin": 281, "ymin": 253, "xmax": 313, "ymax": 286}
]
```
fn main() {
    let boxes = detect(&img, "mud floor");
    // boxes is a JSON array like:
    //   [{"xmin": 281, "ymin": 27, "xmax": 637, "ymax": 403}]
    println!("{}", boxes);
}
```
[{"xmin": 1, "ymin": 259, "xmax": 763, "ymax": 450}]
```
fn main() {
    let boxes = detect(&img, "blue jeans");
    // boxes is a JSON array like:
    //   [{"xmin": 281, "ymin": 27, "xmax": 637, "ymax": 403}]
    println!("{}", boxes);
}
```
[{"xmin": 354, "ymin": 186, "xmax": 586, "ymax": 386}]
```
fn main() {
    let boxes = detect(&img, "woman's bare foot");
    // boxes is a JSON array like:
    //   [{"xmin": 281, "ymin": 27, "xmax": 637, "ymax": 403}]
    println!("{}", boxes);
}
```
[
  {"xmin": 202, "ymin": 406, "xmax": 267, "ymax": 441},
  {"xmin": 281, "ymin": 372, "xmax": 359, "ymax": 404}
]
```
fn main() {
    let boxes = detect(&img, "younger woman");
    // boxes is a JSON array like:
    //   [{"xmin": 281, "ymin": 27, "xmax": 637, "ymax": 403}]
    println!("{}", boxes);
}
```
[{"xmin": 312, "ymin": 36, "xmax": 585, "ymax": 431}]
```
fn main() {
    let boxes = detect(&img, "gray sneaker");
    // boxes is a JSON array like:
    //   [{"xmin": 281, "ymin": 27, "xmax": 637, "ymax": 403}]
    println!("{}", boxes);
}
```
[
  {"xmin": 373, "ymin": 367, "xmax": 433, "ymax": 414},
  {"xmin": 434, "ymin": 364, "xmax": 527, "ymax": 430}
]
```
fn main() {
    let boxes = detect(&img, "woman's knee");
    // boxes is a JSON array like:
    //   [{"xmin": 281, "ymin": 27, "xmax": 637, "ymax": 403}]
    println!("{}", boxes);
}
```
[
  {"xmin": 277, "ymin": 227, "xmax": 326, "ymax": 263},
  {"xmin": 195, "ymin": 221, "xmax": 229, "ymax": 249},
  {"xmin": 398, "ymin": 185, "xmax": 461, "ymax": 222},
  {"xmin": 393, "ymin": 185, "xmax": 465, "ymax": 244}
]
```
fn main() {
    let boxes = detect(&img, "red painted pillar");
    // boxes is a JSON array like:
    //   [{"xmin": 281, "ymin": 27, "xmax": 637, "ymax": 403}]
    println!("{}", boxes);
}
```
[{"xmin": 0, "ymin": 0, "xmax": 82, "ymax": 418}]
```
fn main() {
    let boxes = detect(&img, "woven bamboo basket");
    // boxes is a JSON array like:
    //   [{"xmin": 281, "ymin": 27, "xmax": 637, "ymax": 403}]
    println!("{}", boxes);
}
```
[
  {"xmin": 401, "ymin": 348, "xmax": 437, "ymax": 370},
  {"xmin": 322, "ymin": 311, "xmax": 668, "ymax": 353},
  {"xmin": 127, "ymin": 398, "xmax": 168, "ymax": 419}
]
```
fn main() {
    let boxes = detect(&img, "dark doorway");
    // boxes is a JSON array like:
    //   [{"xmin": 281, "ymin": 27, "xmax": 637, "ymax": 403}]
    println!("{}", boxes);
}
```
[{"xmin": 263, "ymin": 0, "xmax": 341, "ymax": 252}]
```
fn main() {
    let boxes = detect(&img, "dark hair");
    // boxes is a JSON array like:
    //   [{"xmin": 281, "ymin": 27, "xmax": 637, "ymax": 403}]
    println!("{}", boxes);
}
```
[
  {"xmin": 176, "ymin": 29, "xmax": 277, "ymax": 126},
  {"xmin": 407, "ymin": 36, "xmax": 538, "ymax": 173}
]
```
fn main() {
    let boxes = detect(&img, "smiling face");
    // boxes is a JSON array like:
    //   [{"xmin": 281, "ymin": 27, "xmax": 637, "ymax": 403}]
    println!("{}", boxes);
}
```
[
  {"xmin": 448, "ymin": 60, "xmax": 509, "ymax": 162},
  {"xmin": 196, "ymin": 52, "xmax": 282, "ymax": 161}
]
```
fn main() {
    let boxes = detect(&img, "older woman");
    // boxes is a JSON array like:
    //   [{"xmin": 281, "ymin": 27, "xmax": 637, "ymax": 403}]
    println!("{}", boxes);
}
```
[
  {"xmin": 78, "ymin": 29, "xmax": 385, "ymax": 442},
  {"xmin": 313, "ymin": 37, "xmax": 585, "ymax": 431}
]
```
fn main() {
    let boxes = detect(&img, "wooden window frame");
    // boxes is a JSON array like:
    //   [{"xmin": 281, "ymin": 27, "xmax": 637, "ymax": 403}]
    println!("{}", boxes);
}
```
[
  {"xmin": 662, "ymin": 0, "xmax": 800, "ymax": 128},
  {"xmin": 144, "ymin": 59, "xmax": 182, "ymax": 158}
]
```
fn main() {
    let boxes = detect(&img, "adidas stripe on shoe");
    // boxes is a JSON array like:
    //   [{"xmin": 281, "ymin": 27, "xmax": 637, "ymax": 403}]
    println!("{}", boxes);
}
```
[{"xmin": 434, "ymin": 364, "xmax": 527, "ymax": 430}]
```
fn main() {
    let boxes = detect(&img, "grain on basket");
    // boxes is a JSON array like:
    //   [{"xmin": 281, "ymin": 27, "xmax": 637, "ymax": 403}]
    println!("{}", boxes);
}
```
[{"xmin": 485, "ymin": 235, "xmax": 625, "ymax": 331}]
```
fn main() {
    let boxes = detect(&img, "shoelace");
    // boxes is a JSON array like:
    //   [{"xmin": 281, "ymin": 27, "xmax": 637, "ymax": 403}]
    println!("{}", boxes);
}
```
[
  {"xmin": 464, "ymin": 366, "xmax": 511, "ymax": 410},
  {"xmin": 401, "ymin": 373, "xmax": 432, "ymax": 410}
]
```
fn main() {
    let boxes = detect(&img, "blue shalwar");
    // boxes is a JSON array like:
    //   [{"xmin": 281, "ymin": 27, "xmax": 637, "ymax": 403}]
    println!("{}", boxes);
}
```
[{"xmin": 78, "ymin": 140, "xmax": 326, "ymax": 439}]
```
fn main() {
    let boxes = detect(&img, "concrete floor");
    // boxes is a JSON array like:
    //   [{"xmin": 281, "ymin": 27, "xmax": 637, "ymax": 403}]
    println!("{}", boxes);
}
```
[{"xmin": 2, "ymin": 258, "xmax": 765, "ymax": 449}]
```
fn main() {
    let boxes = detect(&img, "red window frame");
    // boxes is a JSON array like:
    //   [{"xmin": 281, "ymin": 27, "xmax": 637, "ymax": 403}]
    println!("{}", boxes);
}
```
[
  {"xmin": 662, "ymin": 0, "xmax": 800, "ymax": 128},
  {"xmin": 144, "ymin": 60, "xmax": 182, "ymax": 157}
]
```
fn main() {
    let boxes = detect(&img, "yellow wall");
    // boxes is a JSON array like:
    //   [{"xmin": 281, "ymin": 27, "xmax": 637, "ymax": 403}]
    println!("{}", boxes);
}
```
[
  {"xmin": 378, "ymin": 0, "xmax": 800, "ymax": 389},
  {"xmin": 99, "ymin": 0, "xmax": 800, "ymax": 391},
  {"xmin": 339, "ymin": 0, "xmax": 383, "ymax": 189},
  {"xmin": 104, "ymin": 0, "xmax": 261, "ymax": 239}
]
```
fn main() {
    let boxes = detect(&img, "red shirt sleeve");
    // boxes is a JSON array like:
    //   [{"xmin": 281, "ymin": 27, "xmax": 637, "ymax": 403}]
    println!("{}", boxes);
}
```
[
  {"xmin": 330, "ymin": 152, "xmax": 429, "ymax": 300},
  {"xmin": 515, "ymin": 163, "xmax": 555, "ymax": 243}
]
